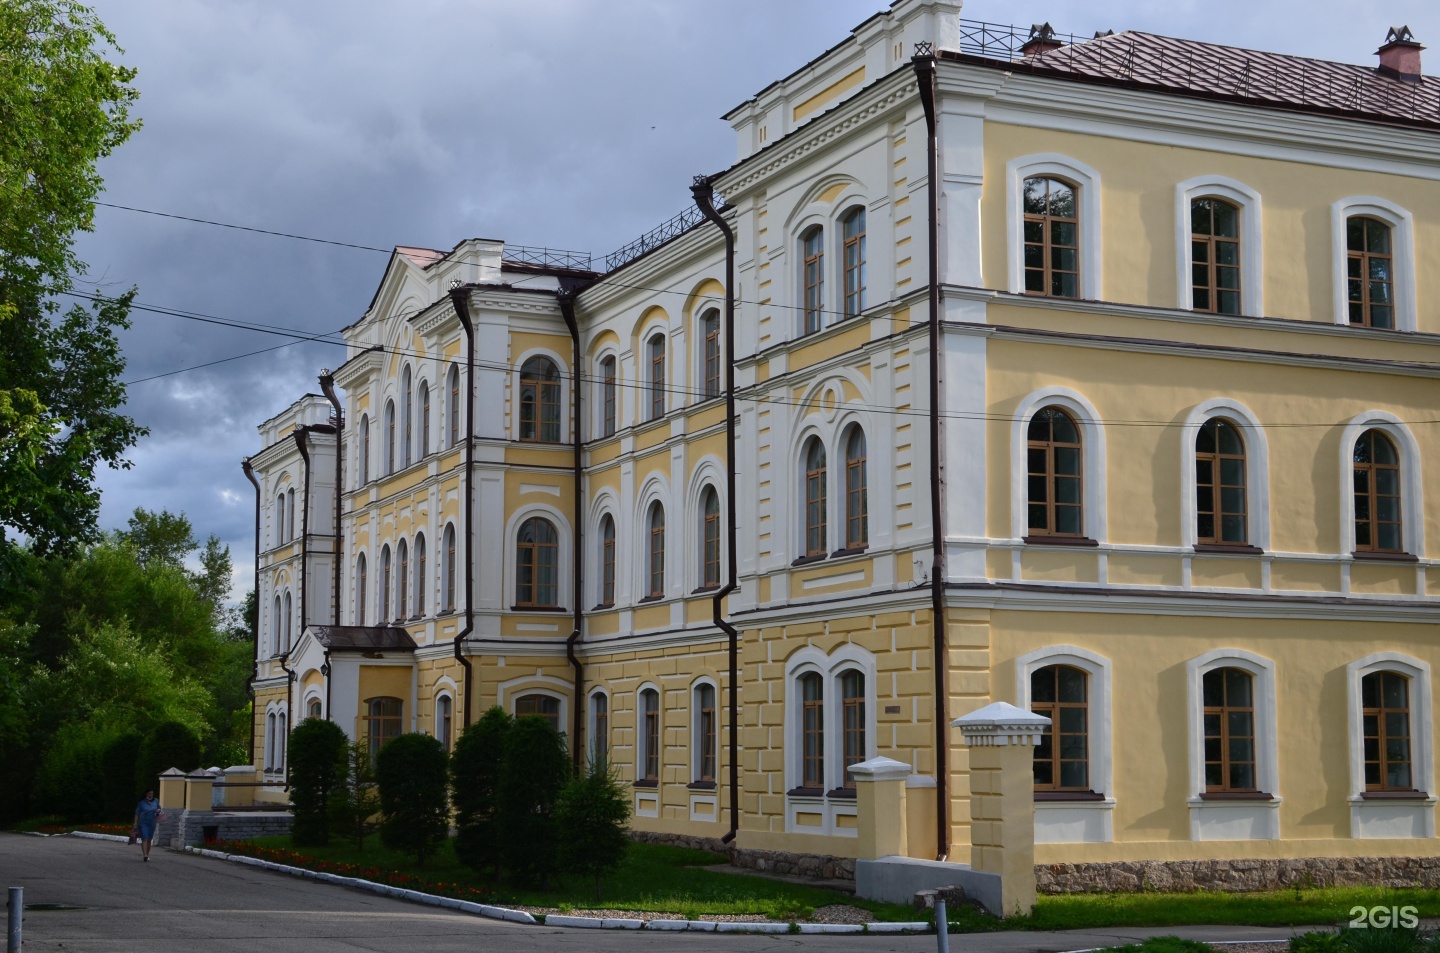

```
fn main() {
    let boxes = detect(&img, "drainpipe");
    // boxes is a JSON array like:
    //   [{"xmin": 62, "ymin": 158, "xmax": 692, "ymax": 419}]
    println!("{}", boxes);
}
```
[
  {"xmin": 914, "ymin": 51, "xmax": 951, "ymax": 862},
  {"xmin": 557, "ymin": 286, "xmax": 586, "ymax": 774},
  {"xmin": 241, "ymin": 459, "xmax": 262, "ymax": 765},
  {"xmin": 283, "ymin": 428, "xmax": 312, "ymax": 788},
  {"xmin": 447, "ymin": 287, "xmax": 476, "ymax": 728},
  {"xmin": 691, "ymin": 177, "xmax": 741, "ymax": 846},
  {"xmin": 319, "ymin": 372, "xmax": 344, "ymax": 626}
]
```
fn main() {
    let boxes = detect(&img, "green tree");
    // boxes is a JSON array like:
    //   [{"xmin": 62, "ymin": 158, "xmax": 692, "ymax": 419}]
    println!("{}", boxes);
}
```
[
  {"xmin": 375, "ymin": 733, "xmax": 449, "ymax": 866},
  {"xmin": 331, "ymin": 740, "xmax": 381, "ymax": 851},
  {"xmin": 497, "ymin": 715, "xmax": 570, "ymax": 888},
  {"xmin": 135, "ymin": 720, "xmax": 202, "ymax": 793},
  {"xmin": 98, "ymin": 730, "xmax": 143, "ymax": 820},
  {"xmin": 451, "ymin": 706, "xmax": 512, "ymax": 878},
  {"xmin": 287, "ymin": 718, "xmax": 347, "ymax": 846},
  {"xmin": 120, "ymin": 508, "xmax": 196, "ymax": 569},
  {"xmin": 555, "ymin": 760, "xmax": 631, "ymax": 901},
  {"xmin": 0, "ymin": 0, "xmax": 143, "ymax": 554}
]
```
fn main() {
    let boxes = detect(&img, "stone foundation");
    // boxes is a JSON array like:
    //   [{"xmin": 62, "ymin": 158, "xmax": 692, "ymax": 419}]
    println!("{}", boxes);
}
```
[
  {"xmin": 734, "ymin": 847, "xmax": 856, "ymax": 882},
  {"xmin": 1037, "ymin": 856, "xmax": 1440, "ymax": 894},
  {"xmin": 160, "ymin": 810, "xmax": 292, "ymax": 848},
  {"xmin": 627, "ymin": 829, "xmax": 729, "ymax": 856}
]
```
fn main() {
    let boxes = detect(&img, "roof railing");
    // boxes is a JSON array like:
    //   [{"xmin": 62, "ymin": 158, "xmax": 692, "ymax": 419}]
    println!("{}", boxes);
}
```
[{"xmin": 502, "ymin": 245, "xmax": 594, "ymax": 272}]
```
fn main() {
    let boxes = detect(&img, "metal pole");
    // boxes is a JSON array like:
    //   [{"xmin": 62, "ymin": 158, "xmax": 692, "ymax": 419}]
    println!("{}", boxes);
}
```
[
  {"xmin": 7, "ymin": 886, "xmax": 21, "ymax": 953},
  {"xmin": 934, "ymin": 897, "xmax": 949, "ymax": 953}
]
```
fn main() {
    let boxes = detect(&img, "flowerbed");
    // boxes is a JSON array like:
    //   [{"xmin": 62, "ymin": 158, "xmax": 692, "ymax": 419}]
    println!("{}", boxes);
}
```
[
  {"xmin": 215, "ymin": 840, "xmax": 497, "ymax": 905},
  {"xmin": 76, "ymin": 823, "xmax": 135, "ymax": 836}
]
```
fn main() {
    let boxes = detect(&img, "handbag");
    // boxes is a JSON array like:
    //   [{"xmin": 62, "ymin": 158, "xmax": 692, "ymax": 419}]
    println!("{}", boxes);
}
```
[{"xmin": 128, "ymin": 828, "xmax": 137, "ymax": 846}]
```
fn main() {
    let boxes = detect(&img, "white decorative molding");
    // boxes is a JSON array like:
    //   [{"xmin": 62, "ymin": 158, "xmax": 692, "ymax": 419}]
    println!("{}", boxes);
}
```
[
  {"xmin": 1015, "ymin": 645, "xmax": 1113, "ymax": 816},
  {"xmin": 1006, "ymin": 153, "xmax": 1103, "ymax": 300},
  {"xmin": 1345, "ymin": 652, "xmax": 1436, "ymax": 839},
  {"xmin": 1174, "ymin": 175, "xmax": 1263, "ymax": 317},
  {"xmin": 1329, "ymin": 197, "xmax": 1417, "ymax": 332},
  {"xmin": 952, "ymin": 701, "xmax": 1050, "ymax": 746},
  {"xmin": 1336, "ymin": 411, "xmax": 1425, "ymax": 557},
  {"xmin": 1010, "ymin": 388, "xmax": 1108, "ymax": 543},
  {"xmin": 1179, "ymin": 398, "xmax": 1272, "ymax": 551},
  {"xmin": 1185, "ymin": 648, "xmax": 1280, "ymax": 840}
]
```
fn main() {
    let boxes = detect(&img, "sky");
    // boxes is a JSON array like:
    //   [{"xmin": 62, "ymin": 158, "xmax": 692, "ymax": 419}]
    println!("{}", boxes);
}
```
[{"xmin": 74, "ymin": 0, "xmax": 1440, "ymax": 599}]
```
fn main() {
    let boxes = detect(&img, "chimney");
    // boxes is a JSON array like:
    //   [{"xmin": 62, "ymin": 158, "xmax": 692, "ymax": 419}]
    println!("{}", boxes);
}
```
[
  {"xmin": 1020, "ymin": 23, "xmax": 1063, "ymax": 58},
  {"xmin": 1377, "ymin": 26, "xmax": 1423, "ymax": 82}
]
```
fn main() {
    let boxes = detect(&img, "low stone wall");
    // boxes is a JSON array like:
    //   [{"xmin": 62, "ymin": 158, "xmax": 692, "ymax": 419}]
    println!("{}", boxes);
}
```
[
  {"xmin": 161, "ymin": 810, "xmax": 292, "ymax": 848},
  {"xmin": 626, "ymin": 830, "xmax": 856, "ymax": 882},
  {"xmin": 1037, "ymin": 856, "xmax": 1440, "ymax": 894},
  {"xmin": 627, "ymin": 829, "xmax": 729, "ymax": 855}
]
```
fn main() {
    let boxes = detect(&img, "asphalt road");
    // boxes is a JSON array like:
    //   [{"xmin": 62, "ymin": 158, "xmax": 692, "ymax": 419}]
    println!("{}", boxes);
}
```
[{"xmin": 0, "ymin": 833, "xmax": 1308, "ymax": 952}]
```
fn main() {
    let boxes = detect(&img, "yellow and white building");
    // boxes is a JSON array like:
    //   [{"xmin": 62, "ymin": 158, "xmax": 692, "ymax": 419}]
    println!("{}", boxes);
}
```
[{"xmin": 245, "ymin": 0, "xmax": 1440, "ymax": 891}]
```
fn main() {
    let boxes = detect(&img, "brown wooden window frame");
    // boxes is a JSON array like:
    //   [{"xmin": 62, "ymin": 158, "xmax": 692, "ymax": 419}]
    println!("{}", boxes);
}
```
[
  {"xmin": 515, "ymin": 692, "xmax": 561, "ymax": 733},
  {"xmin": 648, "ymin": 334, "xmax": 666, "ymax": 421},
  {"xmin": 359, "ymin": 413, "xmax": 370, "ymax": 485},
  {"xmin": 804, "ymin": 438, "xmax": 827, "ymax": 557},
  {"xmin": 600, "ymin": 356, "xmax": 617, "ymax": 436},
  {"xmin": 515, "ymin": 516, "xmax": 560, "ymax": 608},
  {"xmin": 702, "ymin": 310, "xmax": 721, "ymax": 399},
  {"xmin": 1026, "ymin": 407, "xmax": 1083, "ymax": 538},
  {"xmin": 365, "ymin": 696, "xmax": 403, "ymax": 761},
  {"xmin": 640, "ymin": 688, "xmax": 660, "ymax": 782},
  {"xmin": 1347, "ymin": 216, "xmax": 1395, "ymax": 330},
  {"xmin": 695, "ymin": 682, "xmax": 717, "ymax": 784},
  {"xmin": 1022, "ymin": 176, "xmax": 1080, "ymax": 299},
  {"xmin": 840, "ymin": 670, "xmax": 866, "ymax": 790},
  {"xmin": 590, "ymin": 691, "xmax": 609, "ymax": 767},
  {"xmin": 1362, "ymin": 670, "xmax": 1413, "ymax": 792},
  {"xmin": 844, "ymin": 427, "xmax": 868, "ymax": 549},
  {"xmin": 1031, "ymin": 664, "xmax": 1090, "ymax": 792},
  {"xmin": 842, "ymin": 207, "xmax": 866, "ymax": 318},
  {"xmin": 448, "ymin": 364, "xmax": 460, "ymax": 448},
  {"xmin": 1191, "ymin": 197, "xmax": 1242, "ymax": 315},
  {"xmin": 1196, "ymin": 418, "xmax": 1249, "ymax": 546},
  {"xmin": 379, "ymin": 544, "xmax": 391, "ymax": 622},
  {"xmin": 599, "ymin": 514, "xmax": 616, "ymax": 607},
  {"xmin": 701, "ymin": 487, "xmax": 721, "ymax": 588},
  {"xmin": 385, "ymin": 399, "xmax": 396, "ymax": 474},
  {"xmin": 436, "ymin": 694, "xmax": 453, "ymax": 754},
  {"xmin": 1203, "ymin": 667, "xmax": 1258, "ymax": 793},
  {"xmin": 444, "ymin": 523, "xmax": 456, "ymax": 612},
  {"xmin": 402, "ymin": 367, "xmax": 413, "ymax": 468},
  {"xmin": 802, "ymin": 226, "xmax": 824, "ymax": 335},
  {"xmin": 647, "ymin": 503, "xmax": 666, "ymax": 599},
  {"xmin": 356, "ymin": 553, "xmax": 367, "ymax": 626},
  {"xmin": 518, "ymin": 356, "xmax": 562, "ymax": 444},
  {"xmin": 800, "ymin": 672, "xmax": 824, "ymax": 789},
  {"xmin": 396, "ymin": 538, "xmax": 409, "ymax": 620},
  {"xmin": 413, "ymin": 532, "xmax": 426, "ymax": 616},
  {"xmin": 1354, "ymin": 429, "xmax": 1403, "ymax": 554},
  {"xmin": 419, "ymin": 381, "xmax": 431, "ymax": 458}
]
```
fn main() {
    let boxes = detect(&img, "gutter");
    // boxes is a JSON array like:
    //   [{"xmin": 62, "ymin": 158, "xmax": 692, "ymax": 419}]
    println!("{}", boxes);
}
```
[
  {"xmin": 447, "ymin": 287, "xmax": 477, "ymax": 728},
  {"xmin": 557, "ymin": 285, "xmax": 588, "ymax": 773},
  {"xmin": 691, "ymin": 178, "xmax": 742, "ymax": 846},
  {"xmin": 913, "ymin": 52, "xmax": 951, "ymax": 862},
  {"xmin": 241, "ymin": 459, "xmax": 262, "ymax": 766}
]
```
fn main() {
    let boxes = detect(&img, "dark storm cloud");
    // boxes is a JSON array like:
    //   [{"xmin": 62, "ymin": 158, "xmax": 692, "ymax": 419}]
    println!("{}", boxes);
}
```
[{"xmin": 72, "ymin": 0, "xmax": 1440, "ymax": 598}]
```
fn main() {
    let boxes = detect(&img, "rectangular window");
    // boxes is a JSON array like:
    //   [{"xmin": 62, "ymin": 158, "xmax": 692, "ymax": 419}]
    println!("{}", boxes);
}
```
[
  {"xmin": 1362, "ymin": 671, "xmax": 1412, "ymax": 791},
  {"xmin": 1191, "ymin": 198, "xmax": 1242, "ymax": 315},
  {"xmin": 592, "ymin": 693, "xmax": 608, "ymax": 767},
  {"xmin": 802, "ymin": 228, "xmax": 824, "ymax": 334},
  {"xmin": 648, "ymin": 337, "xmax": 665, "ymax": 421},
  {"xmin": 841, "ymin": 671, "xmax": 865, "ymax": 789},
  {"xmin": 703, "ymin": 313, "xmax": 721, "ymax": 399},
  {"xmin": 1031, "ymin": 665, "xmax": 1089, "ymax": 791},
  {"xmin": 1348, "ymin": 217, "xmax": 1394, "ymax": 329},
  {"xmin": 697, "ymin": 684, "xmax": 716, "ymax": 784},
  {"xmin": 800, "ymin": 674, "xmax": 824, "ymax": 789},
  {"xmin": 843, "ymin": 210, "xmax": 866, "ymax": 317},
  {"xmin": 1202, "ymin": 667, "xmax": 1256, "ymax": 792},
  {"xmin": 1022, "ymin": 177, "xmax": 1078, "ymax": 298},
  {"xmin": 642, "ymin": 690, "xmax": 660, "ymax": 782},
  {"xmin": 601, "ymin": 358, "xmax": 617, "ymax": 437}
]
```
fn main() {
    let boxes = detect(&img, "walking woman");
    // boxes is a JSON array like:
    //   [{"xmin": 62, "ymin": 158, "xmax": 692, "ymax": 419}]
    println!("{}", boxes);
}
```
[{"xmin": 133, "ymin": 790, "xmax": 162, "ymax": 861}]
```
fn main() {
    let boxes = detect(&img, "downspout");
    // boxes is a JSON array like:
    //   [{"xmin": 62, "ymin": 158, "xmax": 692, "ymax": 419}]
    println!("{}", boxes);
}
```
[
  {"xmin": 447, "ymin": 287, "xmax": 476, "ymax": 728},
  {"xmin": 319, "ymin": 375, "xmax": 344, "ymax": 724},
  {"xmin": 913, "ymin": 52, "xmax": 950, "ymax": 862},
  {"xmin": 241, "ymin": 459, "xmax": 262, "ymax": 766},
  {"xmin": 691, "ymin": 177, "xmax": 741, "ymax": 846},
  {"xmin": 557, "ymin": 286, "xmax": 586, "ymax": 774}
]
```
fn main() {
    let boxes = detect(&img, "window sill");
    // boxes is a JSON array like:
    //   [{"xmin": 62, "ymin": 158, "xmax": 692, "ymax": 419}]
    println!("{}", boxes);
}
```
[
  {"xmin": 591, "ymin": 602, "xmax": 615, "ymax": 611},
  {"xmin": 1199, "ymin": 791, "xmax": 1275, "ymax": 801},
  {"xmin": 637, "ymin": 594, "xmax": 664, "ymax": 604},
  {"xmin": 687, "ymin": 781, "xmax": 717, "ymax": 791},
  {"xmin": 691, "ymin": 584, "xmax": 720, "ymax": 595},
  {"xmin": 1023, "ymin": 535, "xmax": 1099, "ymax": 548},
  {"xmin": 786, "ymin": 786, "xmax": 825, "ymax": 798},
  {"xmin": 515, "ymin": 438, "xmax": 565, "ymax": 446},
  {"xmin": 829, "ymin": 546, "xmax": 869, "ymax": 559},
  {"xmin": 824, "ymin": 788, "xmax": 857, "ymax": 800},
  {"xmin": 1194, "ymin": 543, "xmax": 1264, "ymax": 555},
  {"xmin": 632, "ymin": 779, "xmax": 658, "ymax": 789},
  {"xmin": 509, "ymin": 605, "xmax": 567, "ymax": 612},
  {"xmin": 792, "ymin": 553, "xmax": 827, "ymax": 567},
  {"xmin": 1035, "ymin": 790, "xmax": 1107, "ymax": 802},
  {"xmin": 1360, "ymin": 790, "xmax": 1431, "ymax": 800},
  {"xmin": 1351, "ymin": 550, "xmax": 1418, "ymax": 563}
]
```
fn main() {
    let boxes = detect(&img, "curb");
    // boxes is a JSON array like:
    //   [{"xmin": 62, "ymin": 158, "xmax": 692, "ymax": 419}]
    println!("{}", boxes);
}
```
[
  {"xmin": 71, "ymin": 831, "xmax": 131, "ymax": 843},
  {"xmin": 139, "ymin": 839, "xmax": 932, "ymax": 935}
]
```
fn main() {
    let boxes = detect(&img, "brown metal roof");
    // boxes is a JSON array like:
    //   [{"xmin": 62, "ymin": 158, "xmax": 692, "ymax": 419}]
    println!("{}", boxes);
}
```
[
  {"xmin": 310, "ymin": 625, "xmax": 418, "ymax": 652},
  {"xmin": 944, "ymin": 23, "xmax": 1440, "ymax": 131}
]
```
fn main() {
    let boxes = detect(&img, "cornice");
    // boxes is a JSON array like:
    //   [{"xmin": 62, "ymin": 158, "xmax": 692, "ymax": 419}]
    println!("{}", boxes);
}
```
[
  {"xmin": 577, "ymin": 223, "xmax": 726, "ymax": 317},
  {"xmin": 332, "ymin": 347, "xmax": 384, "ymax": 390}
]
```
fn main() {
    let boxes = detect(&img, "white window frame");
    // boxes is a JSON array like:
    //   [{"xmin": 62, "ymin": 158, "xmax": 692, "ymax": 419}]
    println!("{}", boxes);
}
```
[
  {"xmin": 1007, "ymin": 153, "xmax": 1103, "ymax": 300},
  {"xmin": 1347, "ymin": 653, "xmax": 1437, "ymax": 838},
  {"xmin": 1186, "ymin": 648, "xmax": 1280, "ymax": 840},
  {"xmin": 782, "ymin": 644, "xmax": 876, "ymax": 837},
  {"xmin": 1010, "ymin": 388, "xmax": 1108, "ymax": 543},
  {"xmin": 690, "ymin": 677, "xmax": 719, "ymax": 785},
  {"xmin": 433, "ymin": 690, "xmax": 454, "ymax": 752},
  {"xmin": 1337, "ymin": 412, "xmax": 1424, "ymax": 558},
  {"xmin": 1175, "ymin": 176, "xmax": 1263, "ymax": 317},
  {"xmin": 1179, "ymin": 399, "xmax": 1271, "ymax": 551},
  {"xmin": 1330, "ymin": 197, "xmax": 1417, "ymax": 332},
  {"xmin": 504, "ymin": 505, "xmax": 573, "ymax": 612}
]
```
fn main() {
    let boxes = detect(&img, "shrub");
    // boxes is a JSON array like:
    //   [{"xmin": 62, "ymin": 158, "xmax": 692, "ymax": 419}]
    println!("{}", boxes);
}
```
[
  {"xmin": 555, "ymin": 759, "xmax": 630, "ymax": 901},
  {"xmin": 451, "ymin": 706, "xmax": 511, "ymax": 877},
  {"xmin": 99, "ymin": 731, "xmax": 143, "ymax": 821},
  {"xmin": 135, "ymin": 720, "xmax": 202, "ymax": 793},
  {"xmin": 1292, "ymin": 932, "xmax": 1348, "ymax": 953},
  {"xmin": 376, "ymin": 732, "xmax": 449, "ymax": 866},
  {"xmin": 287, "ymin": 718, "xmax": 348, "ymax": 846},
  {"xmin": 32, "ymin": 724, "xmax": 109, "ymax": 822},
  {"xmin": 330, "ymin": 740, "xmax": 381, "ymax": 850},
  {"xmin": 497, "ymin": 714, "xmax": 570, "ymax": 888}
]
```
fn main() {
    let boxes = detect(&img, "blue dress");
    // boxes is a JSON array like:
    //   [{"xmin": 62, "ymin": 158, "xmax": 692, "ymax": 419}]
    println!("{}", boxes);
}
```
[{"xmin": 135, "ymin": 798, "xmax": 160, "ymax": 840}]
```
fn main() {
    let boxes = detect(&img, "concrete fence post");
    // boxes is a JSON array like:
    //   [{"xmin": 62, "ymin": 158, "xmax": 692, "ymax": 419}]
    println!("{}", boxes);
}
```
[
  {"xmin": 952, "ymin": 702, "xmax": 1050, "ymax": 917},
  {"xmin": 157, "ymin": 768, "xmax": 187, "ymax": 810},
  {"xmin": 183, "ymin": 773, "xmax": 216, "ymax": 812},
  {"xmin": 849, "ymin": 756, "xmax": 912, "ymax": 860}
]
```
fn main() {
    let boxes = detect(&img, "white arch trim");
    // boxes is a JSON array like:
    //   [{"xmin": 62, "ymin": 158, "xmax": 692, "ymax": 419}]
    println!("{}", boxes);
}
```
[
  {"xmin": 1185, "ymin": 649, "xmax": 1280, "ymax": 841},
  {"xmin": 1337, "ymin": 411, "xmax": 1424, "ymax": 557},
  {"xmin": 1015, "ymin": 646, "xmax": 1113, "ymax": 800},
  {"xmin": 1006, "ymin": 153, "xmax": 1103, "ymax": 300},
  {"xmin": 1345, "ymin": 653, "xmax": 1434, "ymax": 805},
  {"xmin": 511, "ymin": 347, "xmax": 572, "ymax": 443},
  {"xmin": 1175, "ymin": 175, "xmax": 1263, "ymax": 316},
  {"xmin": 1330, "ymin": 197, "xmax": 1417, "ymax": 332},
  {"xmin": 1010, "ymin": 388, "xmax": 1108, "ymax": 543},
  {"xmin": 1179, "ymin": 398, "xmax": 1271, "ymax": 551}
]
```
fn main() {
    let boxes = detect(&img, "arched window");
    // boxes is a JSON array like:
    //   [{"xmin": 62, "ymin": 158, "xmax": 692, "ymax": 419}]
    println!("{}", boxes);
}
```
[
  {"xmin": 355, "ymin": 553, "xmax": 367, "ymax": 625},
  {"xmin": 1026, "ymin": 407, "xmax": 1082, "ymax": 538},
  {"xmin": 515, "ymin": 517, "xmax": 559, "ymax": 607},
  {"xmin": 701, "ymin": 310, "xmax": 721, "ymax": 398},
  {"xmin": 1354, "ymin": 429, "xmax": 1402, "ymax": 553},
  {"xmin": 1362, "ymin": 671, "xmax": 1412, "ymax": 791},
  {"xmin": 590, "ymin": 692, "xmax": 609, "ymax": 767},
  {"xmin": 419, "ymin": 381, "xmax": 431, "ymax": 457},
  {"xmin": 264, "ymin": 711, "xmax": 276, "ymax": 771},
  {"xmin": 414, "ymin": 532, "xmax": 427, "ymax": 616},
  {"xmin": 799, "ymin": 672, "xmax": 824, "ymax": 790},
  {"xmin": 307, "ymin": 698, "xmax": 322, "ymax": 720},
  {"xmin": 271, "ymin": 595, "xmax": 282, "ymax": 656},
  {"xmin": 397, "ymin": 538, "xmax": 409, "ymax": 620},
  {"xmin": 1022, "ymin": 177, "xmax": 1078, "ymax": 298},
  {"xmin": 842, "ymin": 207, "xmax": 866, "ymax": 317},
  {"xmin": 694, "ymin": 682, "xmax": 716, "ymax": 784},
  {"xmin": 1347, "ymin": 217, "xmax": 1394, "ymax": 329},
  {"xmin": 275, "ymin": 492, "xmax": 286, "ymax": 546},
  {"xmin": 277, "ymin": 711, "xmax": 288, "ymax": 770},
  {"xmin": 801, "ymin": 225, "xmax": 824, "ymax": 334},
  {"xmin": 600, "ymin": 356, "xmax": 617, "ymax": 436},
  {"xmin": 516, "ymin": 693, "xmax": 561, "ymax": 732},
  {"xmin": 365, "ymin": 697, "xmax": 402, "ymax": 760},
  {"xmin": 639, "ymin": 688, "xmax": 660, "ymax": 783},
  {"xmin": 599, "ymin": 514, "xmax": 616, "ymax": 607},
  {"xmin": 447, "ymin": 363, "xmax": 461, "ymax": 448},
  {"xmin": 436, "ymin": 695, "xmax": 453, "ymax": 754},
  {"xmin": 287, "ymin": 489, "xmax": 296, "ymax": 542},
  {"xmin": 283, "ymin": 591, "xmax": 293, "ymax": 654},
  {"xmin": 401, "ymin": 366, "xmax": 413, "ymax": 468},
  {"xmin": 840, "ymin": 669, "xmax": 865, "ymax": 790},
  {"xmin": 803, "ymin": 438, "xmax": 827, "ymax": 557},
  {"xmin": 1196, "ymin": 418, "xmax": 1248, "ymax": 545},
  {"xmin": 384, "ymin": 399, "xmax": 396, "ymax": 474},
  {"xmin": 519, "ymin": 356, "xmax": 561, "ymax": 443},
  {"xmin": 1203, "ymin": 667, "xmax": 1255, "ymax": 792},
  {"xmin": 358, "ymin": 414, "xmax": 370, "ymax": 485},
  {"xmin": 844, "ymin": 427, "xmax": 867, "ymax": 549},
  {"xmin": 647, "ymin": 335, "xmax": 666, "ymax": 421},
  {"xmin": 443, "ymin": 524, "xmax": 456, "ymax": 612},
  {"xmin": 379, "ymin": 544, "xmax": 392, "ymax": 621},
  {"xmin": 646, "ymin": 503, "xmax": 665, "ymax": 599},
  {"xmin": 1031, "ymin": 664, "xmax": 1089, "ymax": 791},
  {"xmin": 1191, "ymin": 197, "xmax": 1242, "ymax": 315},
  {"xmin": 701, "ymin": 488, "xmax": 720, "ymax": 588}
]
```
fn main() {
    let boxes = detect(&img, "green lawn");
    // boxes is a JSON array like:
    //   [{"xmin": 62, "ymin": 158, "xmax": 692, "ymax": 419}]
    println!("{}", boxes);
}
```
[{"xmin": 239, "ymin": 836, "xmax": 919, "ymax": 923}]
